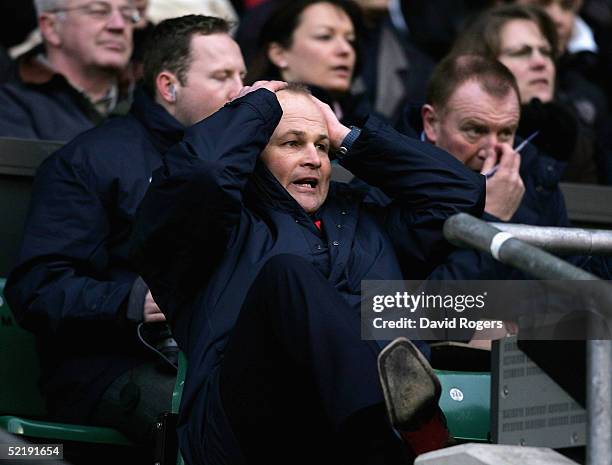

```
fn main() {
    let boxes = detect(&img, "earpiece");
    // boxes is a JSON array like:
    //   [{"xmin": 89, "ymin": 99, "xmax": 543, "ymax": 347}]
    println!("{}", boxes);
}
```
[{"xmin": 169, "ymin": 84, "xmax": 177, "ymax": 102}]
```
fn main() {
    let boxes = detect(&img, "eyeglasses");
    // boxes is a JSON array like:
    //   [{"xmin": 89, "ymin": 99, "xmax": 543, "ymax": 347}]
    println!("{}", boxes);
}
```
[{"xmin": 50, "ymin": 1, "xmax": 141, "ymax": 24}]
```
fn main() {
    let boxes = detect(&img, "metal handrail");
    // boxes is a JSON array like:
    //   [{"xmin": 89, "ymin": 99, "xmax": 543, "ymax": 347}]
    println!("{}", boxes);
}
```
[
  {"xmin": 443, "ymin": 213, "xmax": 612, "ymax": 465},
  {"xmin": 490, "ymin": 223, "xmax": 612, "ymax": 256}
]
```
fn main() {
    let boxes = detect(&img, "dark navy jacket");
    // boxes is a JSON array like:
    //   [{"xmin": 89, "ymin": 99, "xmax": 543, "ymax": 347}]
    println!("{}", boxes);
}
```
[
  {"xmin": 5, "ymin": 88, "xmax": 184, "ymax": 421},
  {"xmin": 0, "ymin": 46, "xmax": 131, "ymax": 141},
  {"xmin": 385, "ymin": 106, "xmax": 612, "ymax": 281},
  {"xmin": 130, "ymin": 89, "xmax": 485, "ymax": 465},
  {"xmin": 0, "ymin": 75, "xmax": 91, "ymax": 140},
  {"xmin": 427, "ymin": 142, "xmax": 578, "ymax": 281}
]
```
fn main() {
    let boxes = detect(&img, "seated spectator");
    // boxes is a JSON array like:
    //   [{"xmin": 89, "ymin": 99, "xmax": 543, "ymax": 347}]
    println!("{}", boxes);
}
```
[
  {"xmin": 0, "ymin": 0, "xmax": 138, "ymax": 141},
  {"xmin": 417, "ymin": 54, "xmax": 611, "ymax": 280},
  {"xmin": 421, "ymin": 56, "xmax": 526, "ymax": 223},
  {"xmin": 247, "ymin": 0, "xmax": 371, "ymax": 126},
  {"xmin": 241, "ymin": 0, "xmax": 435, "ymax": 126},
  {"xmin": 516, "ymin": 0, "xmax": 587, "ymax": 55},
  {"xmin": 128, "ymin": 82, "xmax": 486, "ymax": 464},
  {"xmin": 452, "ymin": 3, "xmax": 611, "ymax": 183},
  {"xmin": 411, "ymin": 55, "xmax": 611, "ymax": 355},
  {"xmin": 515, "ymin": 0, "xmax": 612, "ymax": 183},
  {"xmin": 5, "ymin": 14, "xmax": 246, "ymax": 452}
]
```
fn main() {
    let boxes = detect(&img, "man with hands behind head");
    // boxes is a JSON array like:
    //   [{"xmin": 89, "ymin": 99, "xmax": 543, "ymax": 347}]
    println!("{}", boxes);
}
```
[
  {"xmin": 5, "ymin": 14, "xmax": 246, "ymax": 449},
  {"xmin": 129, "ymin": 73, "xmax": 486, "ymax": 463}
]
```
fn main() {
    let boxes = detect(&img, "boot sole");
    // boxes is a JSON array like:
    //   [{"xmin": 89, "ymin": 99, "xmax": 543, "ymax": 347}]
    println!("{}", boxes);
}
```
[{"xmin": 378, "ymin": 338, "xmax": 441, "ymax": 429}]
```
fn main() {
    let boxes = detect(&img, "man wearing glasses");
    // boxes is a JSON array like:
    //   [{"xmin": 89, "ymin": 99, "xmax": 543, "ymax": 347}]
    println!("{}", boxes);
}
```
[
  {"xmin": 0, "ymin": 0, "xmax": 138, "ymax": 141},
  {"xmin": 6, "ymin": 14, "xmax": 247, "ymax": 456}
]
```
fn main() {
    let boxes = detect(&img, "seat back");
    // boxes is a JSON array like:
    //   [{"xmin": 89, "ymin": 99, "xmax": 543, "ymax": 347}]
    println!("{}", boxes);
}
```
[
  {"xmin": 0, "ymin": 139, "xmax": 58, "ymax": 417},
  {"xmin": 436, "ymin": 369, "xmax": 491, "ymax": 442},
  {"xmin": 0, "ymin": 278, "xmax": 47, "ymax": 416},
  {"xmin": 0, "ymin": 137, "xmax": 61, "ymax": 276}
]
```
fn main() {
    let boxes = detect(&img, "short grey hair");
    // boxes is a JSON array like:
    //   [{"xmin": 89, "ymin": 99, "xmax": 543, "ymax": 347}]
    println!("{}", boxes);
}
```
[{"xmin": 34, "ymin": 0, "xmax": 66, "ymax": 15}]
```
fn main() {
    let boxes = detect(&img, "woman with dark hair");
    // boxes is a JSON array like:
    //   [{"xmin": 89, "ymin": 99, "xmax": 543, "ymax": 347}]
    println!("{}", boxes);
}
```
[
  {"xmin": 451, "ymin": 3, "xmax": 612, "ymax": 183},
  {"xmin": 248, "ymin": 0, "xmax": 370, "ymax": 124}
]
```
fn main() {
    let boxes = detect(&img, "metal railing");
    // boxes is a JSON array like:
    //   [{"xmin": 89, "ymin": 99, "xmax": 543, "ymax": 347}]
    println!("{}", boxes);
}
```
[
  {"xmin": 490, "ymin": 223, "xmax": 612, "ymax": 256},
  {"xmin": 443, "ymin": 213, "xmax": 612, "ymax": 465}
]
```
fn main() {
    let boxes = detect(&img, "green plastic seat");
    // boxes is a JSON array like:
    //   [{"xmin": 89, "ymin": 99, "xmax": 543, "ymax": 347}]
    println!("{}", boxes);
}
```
[
  {"xmin": 435, "ymin": 369, "xmax": 491, "ymax": 442},
  {"xmin": 172, "ymin": 352, "xmax": 187, "ymax": 465},
  {"xmin": 0, "ymin": 278, "xmax": 132, "ymax": 445},
  {"xmin": 172, "ymin": 352, "xmax": 187, "ymax": 415}
]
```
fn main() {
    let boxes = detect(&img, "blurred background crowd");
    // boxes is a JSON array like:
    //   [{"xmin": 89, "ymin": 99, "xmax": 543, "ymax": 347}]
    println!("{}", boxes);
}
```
[{"xmin": 1, "ymin": 0, "xmax": 612, "ymax": 184}]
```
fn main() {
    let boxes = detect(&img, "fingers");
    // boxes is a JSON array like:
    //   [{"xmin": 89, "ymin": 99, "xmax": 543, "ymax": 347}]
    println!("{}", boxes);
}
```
[
  {"xmin": 311, "ymin": 95, "xmax": 333, "ymax": 114},
  {"xmin": 497, "ymin": 144, "xmax": 520, "ymax": 172},
  {"xmin": 231, "ymin": 81, "xmax": 288, "ymax": 102},
  {"xmin": 235, "ymin": 85, "xmax": 251, "ymax": 99},
  {"xmin": 480, "ymin": 148, "xmax": 497, "ymax": 175},
  {"xmin": 262, "ymin": 80, "xmax": 289, "ymax": 93},
  {"xmin": 248, "ymin": 80, "xmax": 287, "ymax": 92},
  {"xmin": 144, "ymin": 311, "xmax": 167, "ymax": 323},
  {"xmin": 143, "ymin": 290, "xmax": 166, "ymax": 323},
  {"xmin": 309, "ymin": 95, "xmax": 350, "ymax": 147}
]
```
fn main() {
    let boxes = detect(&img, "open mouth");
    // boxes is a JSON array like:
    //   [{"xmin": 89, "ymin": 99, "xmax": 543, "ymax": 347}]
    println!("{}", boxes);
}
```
[
  {"xmin": 332, "ymin": 65, "xmax": 351, "ymax": 75},
  {"xmin": 292, "ymin": 177, "xmax": 319, "ymax": 189}
]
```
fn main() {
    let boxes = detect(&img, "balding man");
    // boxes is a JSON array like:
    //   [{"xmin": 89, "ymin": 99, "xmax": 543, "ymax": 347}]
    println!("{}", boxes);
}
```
[
  {"xmin": 416, "ymin": 55, "xmax": 611, "ymax": 332},
  {"xmin": 0, "ymin": 0, "xmax": 138, "ymax": 140},
  {"xmin": 130, "ymin": 81, "xmax": 485, "ymax": 464}
]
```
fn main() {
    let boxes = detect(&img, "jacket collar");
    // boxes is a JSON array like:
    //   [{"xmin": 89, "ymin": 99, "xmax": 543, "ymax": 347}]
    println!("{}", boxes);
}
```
[
  {"xmin": 130, "ymin": 86, "xmax": 185, "ymax": 152},
  {"xmin": 15, "ymin": 45, "xmax": 133, "ymax": 122},
  {"xmin": 246, "ymin": 161, "xmax": 308, "ymax": 215},
  {"xmin": 17, "ymin": 45, "xmax": 55, "ymax": 85},
  {"xmin": 245, "ymin": 160, "xmax": 336, "ymax": 228}
]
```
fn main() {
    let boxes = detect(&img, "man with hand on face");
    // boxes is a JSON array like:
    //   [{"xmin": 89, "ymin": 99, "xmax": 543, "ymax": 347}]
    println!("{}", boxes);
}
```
[
  {"xmin": 5, "ymin": 15, "xmax": 246, "ymax": 448},
  {"xmin": 421, "ymin": 54, "xmax": 563, "ymax": 228},
  {"xmin": 129, "ymin": 79, "xmax": 486, "ymax": 464},
  {"xmin": 0, "ymin": 0, "xmax": 138, "ymax": 141},
  {"xmin": 420, "ymin": 55, "xmax": 610, "ymax": 295}
]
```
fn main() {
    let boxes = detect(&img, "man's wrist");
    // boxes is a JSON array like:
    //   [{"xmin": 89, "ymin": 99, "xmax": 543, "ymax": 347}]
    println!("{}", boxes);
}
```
[
  {"xmin": 335, "ymin": 126, "xmax": 351, "ymax": 146},
  {"xmin": 335, "ymin": 126, "xmax": 361, "ymax": 160}
]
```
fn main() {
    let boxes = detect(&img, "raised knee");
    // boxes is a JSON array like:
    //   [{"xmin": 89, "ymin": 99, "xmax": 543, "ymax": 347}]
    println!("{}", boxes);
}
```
[{"xmin": 261, "ymin": 254, "xmax": 311, "ymax": 276}]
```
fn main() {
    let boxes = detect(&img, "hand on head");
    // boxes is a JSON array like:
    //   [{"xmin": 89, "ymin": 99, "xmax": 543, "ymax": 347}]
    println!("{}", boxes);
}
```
[
  {"xmin": 233, "ymin": 80, "xmax": 288, "ymax": 101},
  {"xmin": 310, "ymin": 96, "xmax": 351, "ymax": 150},
  {"xmin": 481, "ymin": 144, "xmax": 525, "ymax": 221}
]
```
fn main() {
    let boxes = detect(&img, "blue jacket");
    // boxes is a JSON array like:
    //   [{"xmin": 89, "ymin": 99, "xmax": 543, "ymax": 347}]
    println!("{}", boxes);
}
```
[
  {"xmin": 5, "ymin": 88, "xmax": 184, "ymax": 421},
  {"xmin": 0, "ymin": 74, "xmax": 96, "ymax": 141},
  {"xmin": 129, "ymin": 89, "xmax": 485, "ymax": 464},
  {"xmin": 0, "ymin": 51, "xmax": 131, "ymax": 142},
  {"xmin": 417, "ymin": 133, "xmax": 612, "ymax": 280}
]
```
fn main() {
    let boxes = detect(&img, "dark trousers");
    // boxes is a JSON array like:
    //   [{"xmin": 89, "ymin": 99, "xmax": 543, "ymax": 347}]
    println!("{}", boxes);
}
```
[
  {"xmin": 91, "ymin": 361, "xmax": 175, "ymax": 444},
  {"xmin": 219, "ymin": 254, "xmax": 410, "ymax": 465}
]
